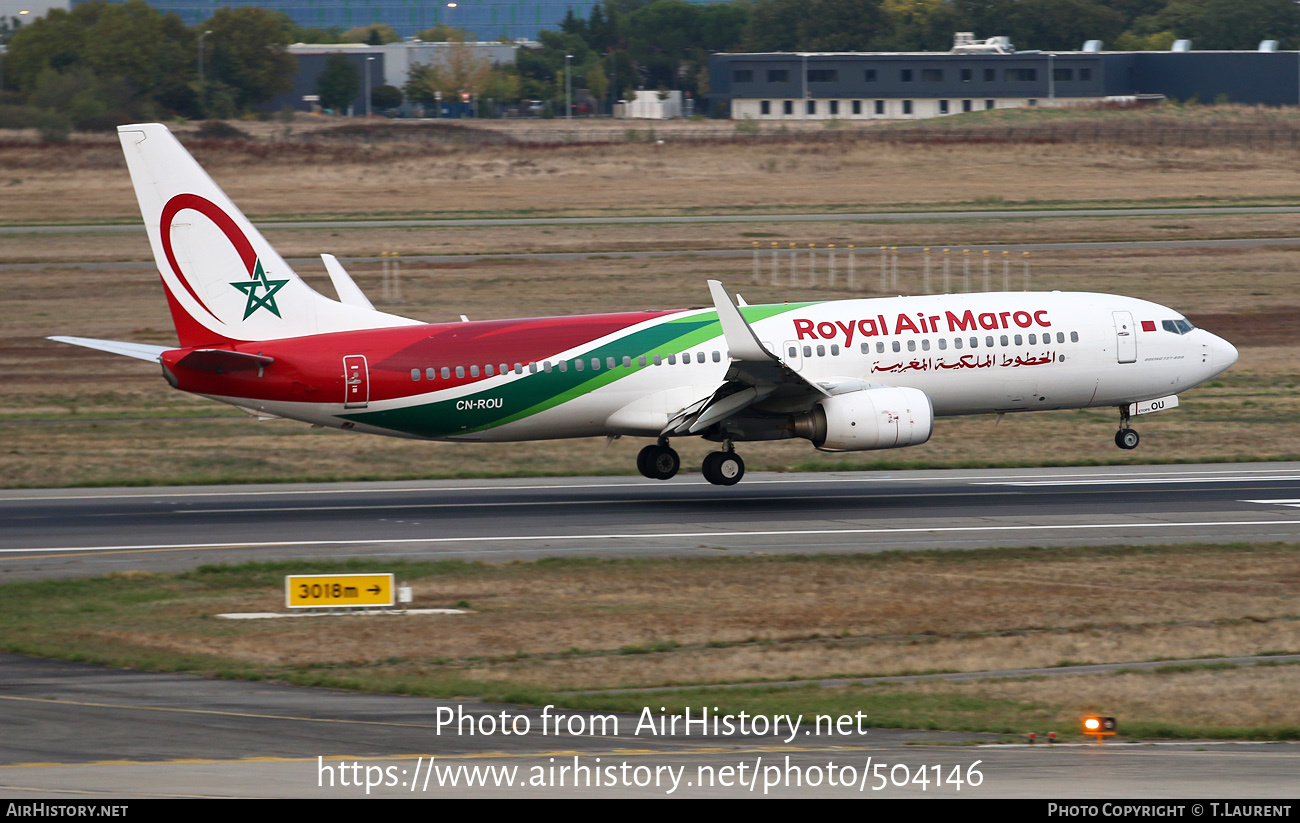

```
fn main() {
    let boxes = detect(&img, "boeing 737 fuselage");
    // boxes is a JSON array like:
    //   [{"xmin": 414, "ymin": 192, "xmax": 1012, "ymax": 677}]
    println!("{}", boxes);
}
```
[{"xmin": 51, "ymin": 124, "xmax": 1238, "ymax": 486}]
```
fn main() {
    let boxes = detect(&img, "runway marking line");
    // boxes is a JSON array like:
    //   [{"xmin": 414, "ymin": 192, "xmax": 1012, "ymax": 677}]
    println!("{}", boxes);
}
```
[
  {"xmin": 7, "ymin": 518, "xmax": 1300, "ymax": 556},
  {"xmin": 3, "ymin": 466, "xmax": 1298, "ymax": 503},
  {"xmin": 1, "ymin": 745, "xmax": 899, "ymax": 770}
]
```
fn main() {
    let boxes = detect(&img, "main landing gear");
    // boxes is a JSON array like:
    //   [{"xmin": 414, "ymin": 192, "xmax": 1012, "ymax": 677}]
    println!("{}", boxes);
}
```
[
  {"xmin": 1114, "ymin": 406, "xmax": 1140, "ymax": 450},
  {"xmin": 702, "ymin": 446, "xmax": 745, "ymax": 486},
  {"xmin": 636, "ymin": 440, "xmax": 746, "ymax": 485},
  {"xmin": 637, "ymin": 441, "xmax": 680, "ymax": 480}
]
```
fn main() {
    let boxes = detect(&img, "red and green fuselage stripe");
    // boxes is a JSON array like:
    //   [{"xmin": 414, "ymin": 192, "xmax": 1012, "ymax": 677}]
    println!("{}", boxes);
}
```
[{"xmin": 339, "ymin": 303, "xmax": 812, "ymax": 438}]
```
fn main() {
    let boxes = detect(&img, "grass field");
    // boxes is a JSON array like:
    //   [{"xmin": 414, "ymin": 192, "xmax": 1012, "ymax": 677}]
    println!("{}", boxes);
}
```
[
  {"xmin": 3, "ymin": 243, "xmax": 1297, "ymax": 487},
  {"xmin": 3, "ymin": 109, "xmax": 1300, "ymax": 740},
  {"xmin": 2, "ymin": 544, "xmax": 1296, "ymax": 739},
  {"xmin": 0, "ymin": 117, "xmax": 1292, "ymax": 508}
]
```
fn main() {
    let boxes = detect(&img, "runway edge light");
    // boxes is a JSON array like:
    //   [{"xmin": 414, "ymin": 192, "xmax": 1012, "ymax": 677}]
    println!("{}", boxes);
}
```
[{"xmin": 1083, "ymin": 715, "xmax": 1117, "ymax": 743}]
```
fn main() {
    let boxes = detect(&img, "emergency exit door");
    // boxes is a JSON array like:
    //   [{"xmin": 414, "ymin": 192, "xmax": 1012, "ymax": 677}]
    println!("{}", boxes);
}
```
[
  {"xmin": 1112, "ymin": 311, "xmax": 1137, "ymax": 364},
  {"xmin": 343, "ymin": 355, "xmax": 369, "ymax": 408}
]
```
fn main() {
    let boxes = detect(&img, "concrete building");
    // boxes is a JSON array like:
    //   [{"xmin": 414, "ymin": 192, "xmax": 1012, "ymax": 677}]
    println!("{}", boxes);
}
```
[
  {"xmin": 273, "ymin": 40, "xmax": 520, "ymax": 114},
  {"xmin": 709, "ymin": 40, "xmax": 1300, "ymax": 120}
]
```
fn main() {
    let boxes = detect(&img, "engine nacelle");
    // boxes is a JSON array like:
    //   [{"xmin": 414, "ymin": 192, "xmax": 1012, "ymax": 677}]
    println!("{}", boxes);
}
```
[{"xmin": 793, "ymin": 387, "xmax": 934, "ymax": 452}]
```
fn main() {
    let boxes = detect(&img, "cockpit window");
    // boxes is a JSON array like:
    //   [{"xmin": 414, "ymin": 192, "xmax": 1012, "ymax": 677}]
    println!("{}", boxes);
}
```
[{"xmin": 1162, "ymin": 319, "xmax": 1196, "ymax": 335}]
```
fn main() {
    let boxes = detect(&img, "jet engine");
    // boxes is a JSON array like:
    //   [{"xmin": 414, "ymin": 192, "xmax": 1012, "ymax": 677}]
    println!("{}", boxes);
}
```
[{"xmin": 792, "ymin": 387, "xmax": 933, "ymax": 452}]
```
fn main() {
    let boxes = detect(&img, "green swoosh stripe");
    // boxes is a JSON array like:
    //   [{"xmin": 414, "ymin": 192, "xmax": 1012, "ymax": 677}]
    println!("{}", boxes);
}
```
[{"xmin": 341, "ymin": 303, "xmax": 815, "ymax": 438}]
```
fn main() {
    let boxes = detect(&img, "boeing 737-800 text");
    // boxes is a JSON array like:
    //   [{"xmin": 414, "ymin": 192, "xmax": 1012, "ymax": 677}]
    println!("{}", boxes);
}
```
[{"xmin": 51, "ymin": 124, "xmax": 1239, "ymax": 486}]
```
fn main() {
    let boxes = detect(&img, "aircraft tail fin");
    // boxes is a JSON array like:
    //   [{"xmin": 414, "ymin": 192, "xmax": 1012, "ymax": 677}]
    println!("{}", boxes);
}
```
[{"xmin": 116, "ymin": 124, "xmax": 418, "ymax": 348}]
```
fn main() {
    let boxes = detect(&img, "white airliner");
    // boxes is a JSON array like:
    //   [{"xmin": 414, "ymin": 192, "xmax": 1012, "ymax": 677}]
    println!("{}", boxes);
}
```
[{"xmin": 51, "ymin": 124, "xmax": 1239, "ymax": 485}]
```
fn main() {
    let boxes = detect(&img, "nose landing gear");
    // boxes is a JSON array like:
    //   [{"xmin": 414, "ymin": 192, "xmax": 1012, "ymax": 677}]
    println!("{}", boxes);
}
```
[{"xmin": 1115, "ymin": 406, "xmax": 1139, "ymax": 450}]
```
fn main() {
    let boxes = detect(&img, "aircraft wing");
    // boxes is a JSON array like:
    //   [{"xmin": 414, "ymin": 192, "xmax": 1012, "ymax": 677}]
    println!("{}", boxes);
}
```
[
  {"xmin": 48, "ymin": 336, "xmax": 170, "ymax": 363},
  {"xmin": 662, "ymin": 281, "xmax": 830, "ymax": 436}
]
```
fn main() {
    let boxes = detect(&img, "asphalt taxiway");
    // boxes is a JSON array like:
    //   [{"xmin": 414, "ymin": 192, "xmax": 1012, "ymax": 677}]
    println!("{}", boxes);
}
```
[{"xmin": 2, "ymin": 653, "xmax": 1295, "ymax": 798}]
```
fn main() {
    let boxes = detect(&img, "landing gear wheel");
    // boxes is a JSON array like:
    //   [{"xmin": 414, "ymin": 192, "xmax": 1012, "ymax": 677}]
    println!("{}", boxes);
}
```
[
  {"xmin": 636, "ymin": 445, "xmax": 658, "ymax": 479},
  {"xmin": 1115, "ymin": 429, "xmax": 1140, "ymax": 450},
  {"xmin": 702, "ymin": 451, "xmax": 745, "ymax": 486},
  {"xmin": 638, "ymin": 444, "xmax": 679, "ymax": 480}
]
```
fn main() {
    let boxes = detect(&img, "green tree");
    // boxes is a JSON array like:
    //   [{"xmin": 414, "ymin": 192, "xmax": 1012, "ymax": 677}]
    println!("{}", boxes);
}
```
[
  {"xmin": 342, "ymin": 23, "xmax": 400, "ymax": 44},
  {"xmin": 370, "ymin": 83, "xmax": 403, "ymax": 110},
  {"xmin": 5, "ymin": 1, "xmax": 193, "ymax": 100},
  {"xmin": 204, "ymin": 7, "xmax": 296, "ymax": 112},
  {"xmin": 0, "ymin": 14, "xmax": 23, "ymax": 46},
  {"xmin": 880, "ymin": 0, "xmax": 959, "ymax": 51},
  {"xmin": 416, "ymin": 24, "xmax": 475, "ymax": 42},
  {"xmin": 743, "ymin": 0, "xmax": 888, "ymax": 52},
  {"xmin": 1113, "ymin": 29, "xmax": 1177, "ymax": 50},
  {"xmin": 1147, "ymin": 0, "xmax": 1300, "ymax": 50},
  {"xmin": 316, "ymin": 54, "xmax": 359, "ymax": 112}
]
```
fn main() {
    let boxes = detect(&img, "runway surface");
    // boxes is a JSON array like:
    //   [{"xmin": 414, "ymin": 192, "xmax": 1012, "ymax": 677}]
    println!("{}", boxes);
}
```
[
  {"xmin": 2, "ymin": 653, "xmax": 1295, "ymax": 798},
  {"xmin": 4, "ymin": 463, "xmax": 1300, "ymax": 581}
]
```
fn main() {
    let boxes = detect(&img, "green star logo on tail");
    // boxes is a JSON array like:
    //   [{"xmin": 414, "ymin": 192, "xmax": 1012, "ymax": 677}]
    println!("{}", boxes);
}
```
[{"xmin": 231, "ymin": 259, "xmax": 289, "ymax": 320}]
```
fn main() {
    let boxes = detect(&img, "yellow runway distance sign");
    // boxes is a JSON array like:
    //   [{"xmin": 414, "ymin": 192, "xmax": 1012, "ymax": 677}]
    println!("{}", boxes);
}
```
[{"xmin": 286, "ymin": 573, "xmax": 394, "ymax": 609}]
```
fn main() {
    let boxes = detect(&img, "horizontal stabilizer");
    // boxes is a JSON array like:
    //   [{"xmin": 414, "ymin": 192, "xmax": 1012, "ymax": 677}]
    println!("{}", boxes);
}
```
[
  {"xmin": 48, "ymin": 336, "xmax": 170, "ymax": 363},
  {"xmin": 176, "ymin": 349, "xmax": 275, "ymax": 373}
]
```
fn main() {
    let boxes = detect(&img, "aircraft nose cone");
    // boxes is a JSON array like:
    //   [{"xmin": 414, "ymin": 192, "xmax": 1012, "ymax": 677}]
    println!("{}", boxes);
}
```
[{"xmin": 1214, "ymin": 335, "xmax": 1238, "ymax": 370}]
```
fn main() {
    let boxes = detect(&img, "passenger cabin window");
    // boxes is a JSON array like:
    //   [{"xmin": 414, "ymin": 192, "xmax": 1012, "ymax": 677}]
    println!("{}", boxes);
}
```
[
  {"xmin": 411, "ymin": 369, "xmax": 420, "ymax": 381},
  {"xmin": 427, "ymin": 367, "xmax": 437, "ymax": 380},
  {"xmin": 455, "ymin": 366, "xmax": 465, "ymax": 378},
  {"xmin": 1070, "ymin": 332, "xmax": 1079, "ymax": 342},
  {"xmin": 892, "ymin": 341, "xmax": 901, "ymax": 352},
  {"xmin": 441, "ymin": 367, "xmax": 451, "ymax": 379}
]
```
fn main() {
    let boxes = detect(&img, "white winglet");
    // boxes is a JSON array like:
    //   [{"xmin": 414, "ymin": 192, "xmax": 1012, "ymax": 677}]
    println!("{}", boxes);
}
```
[
  {"xmin": 707, "ymin": 279, "xmax": 774, "ymax": 362},
  {"xmin": 321, "ymin": 254, "xmax": 375, "ymax": 311}
]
